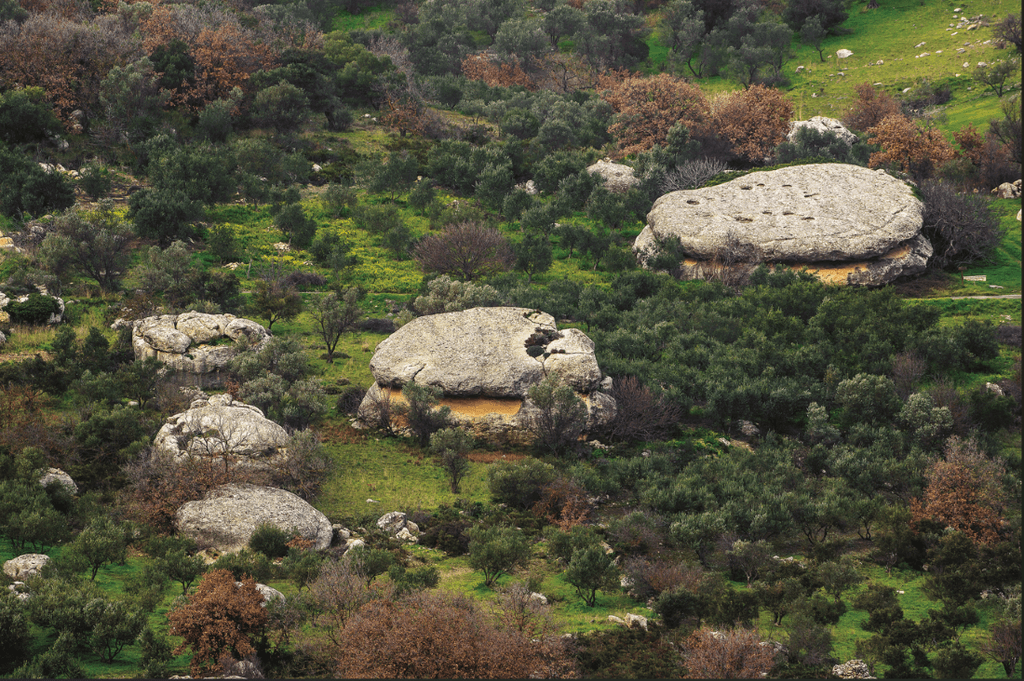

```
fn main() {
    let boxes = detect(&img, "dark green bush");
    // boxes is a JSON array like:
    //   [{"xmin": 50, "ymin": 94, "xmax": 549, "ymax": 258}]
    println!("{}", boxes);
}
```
[
  {"xmin": 6, "ymin": 293, "xmax": 60, "ymax": 325},
  {"xmin": 211, "ymin": 548, "xmax": 276, "ymax": 583},
  {"xmin": 248, "ymin": 523, "xmax": 293, "ymax": 558}
]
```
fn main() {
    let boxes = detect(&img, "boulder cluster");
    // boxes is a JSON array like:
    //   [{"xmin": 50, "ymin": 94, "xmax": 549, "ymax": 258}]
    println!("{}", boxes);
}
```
[
  {"xmin": 131, "ymin": 312, "xmax": 270, "ymax": 385},
  {"xmin": 634, "ymin": 163, "xmax": 931, "ymax": 286}
]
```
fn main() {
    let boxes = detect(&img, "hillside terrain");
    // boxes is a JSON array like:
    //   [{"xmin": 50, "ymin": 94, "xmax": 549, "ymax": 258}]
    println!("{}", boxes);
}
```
[{"xmin": 0, "ymin": 0, "xmax": 1020, "ymax": 678}]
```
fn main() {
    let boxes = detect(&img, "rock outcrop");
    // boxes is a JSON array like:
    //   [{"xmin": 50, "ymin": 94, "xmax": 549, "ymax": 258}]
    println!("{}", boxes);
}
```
[
  {"xmin": 0, "ymin": 289, "xmax": 64, "ymax": 325},
  {"xmin": 787, "ymin": 116, "xmax": 858, "ymax": 146},
  {"xmin": 3, "ymin": 553, "xmax": 50, "ymax": 580},
  {"xmin": 587, "ymin": 159, "xmax": 639, "ymax": 194},
  {"xmin": 39, "ymin": 467, "xmax": 77, "ymax": 494},
  {"xmin": 357, "ymin": 307, "xmax": 615, "ymax": 445},
  {"xmin": 175, "ymin": 484, "xmax": 333, "ymax": 553},
  {"xmin": 992, "ymin": 179, "xmax": 1021, "ymax": 199},
  {"xmin": 132, "ymin": 312, "xmax": 270, "ymax": 386},
  {"xmin": 153, "ymin": 394, "xmax": 290, "ymax": 469},
  {"xmin": 634, "ymin": 164, "xmax": 930, "ymax": 286},
  {"xmin": 832, "ymin": 660, "xmax": 875, "ymax": 679}
]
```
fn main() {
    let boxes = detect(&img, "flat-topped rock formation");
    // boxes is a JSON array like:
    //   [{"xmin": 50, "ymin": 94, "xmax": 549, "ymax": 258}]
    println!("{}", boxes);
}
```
[
  {"xmin": 357, "ymin": 307, "xmax": 615, "ymax": 445},
  {"xmin": 634, "ymin": 164, "xmax": 930, "ymax": 286}
]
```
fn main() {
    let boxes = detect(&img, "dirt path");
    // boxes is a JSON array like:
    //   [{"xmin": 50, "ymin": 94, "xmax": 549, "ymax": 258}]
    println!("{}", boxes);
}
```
[{"xmin": 945, "ymin": 295, "xmax": 1022, "ymax": 300}]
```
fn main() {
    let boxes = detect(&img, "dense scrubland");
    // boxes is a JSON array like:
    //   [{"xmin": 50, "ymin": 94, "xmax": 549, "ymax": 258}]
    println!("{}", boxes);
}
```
[{"xmin": 0, "ymin": 0, "xmax": 1020, "ymax": 677}]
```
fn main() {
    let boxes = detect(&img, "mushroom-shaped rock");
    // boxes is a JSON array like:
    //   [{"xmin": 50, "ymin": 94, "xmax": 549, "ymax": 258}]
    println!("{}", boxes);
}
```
[
  {"xmin": 587, "ymin": 159, "xmax": 639, "ymax": 194},
  {"xmin": 357, "ymin": 307, "xmax": 615, "ymax": 445},
  {"xmin": 3, "ymin": 553, "xmax": 50, "ymax": 580},
  {"xmin": 175, "ymin": 484, "xmax": 333, "ymax": 553},
  {"xmin": 132, "ymin": 313, "xmax": 270, "ymax": 386},
  {"xmin": 39, "ymin": 467, "xmax": 77, "ymax": 494},
  {"xmin": 634, "ymin": 164, "xmax": 929, "ymax": 286},
  {"xmin": 153, "ymin": 394, "xmax": 290, "ymax": 468},
  {"xmin": 787, "ymin": 116, "xmax": 858, "ymax": 146}
]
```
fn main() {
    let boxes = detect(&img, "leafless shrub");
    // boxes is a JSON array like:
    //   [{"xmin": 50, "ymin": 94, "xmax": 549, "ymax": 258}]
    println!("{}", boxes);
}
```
[
  {"xmin": 360, "ymin": 385, "xmax": 398, "ymax": 437},
  {"xmin": 624, "ymin": 557, "xmax": 703, "ymax": 601},
  {"xmin": 413, "ymin": 222, "xmax": 514, "ymax": 281},
  {"xmin": 660, "ymin": 157, "xmax": 729, "ymax": 192},
  {"xmin": 890, "ymin": 350, "xmax": 928, "ymax": 400},
  {"xmin": 491, "ymin": 581, "xmax": 559, "ymax": 639},
  {"xmin": 995, "ymin": 324, "xmax": 1021, "ymax": 347},
  {"xmin": 682, "ymin": 627, "xmax": 777, "ymax": 679},
  {"xmin": 602, "ymin": 375, "xmax": 683, "ymax": 442},
  {"xmin": 928, "ymin": 378, "xmax": 972, "ymax": 435},
  {"xmin": 686, "ymin": 233, "xmax": 763, "ymax": 289}
]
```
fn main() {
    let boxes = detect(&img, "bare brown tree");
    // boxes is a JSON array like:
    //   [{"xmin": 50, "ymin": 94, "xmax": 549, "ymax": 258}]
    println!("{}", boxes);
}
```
[
  {"xmin": 413, "ymin": 222, "xmax": 515, "ymax": 281},
  {"xmin": 683, "ymin": 627, "xmax": 777, "ymax": 679}
]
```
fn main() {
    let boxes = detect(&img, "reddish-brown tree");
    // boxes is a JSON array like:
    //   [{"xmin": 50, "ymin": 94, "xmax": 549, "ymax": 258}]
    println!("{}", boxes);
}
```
[
  {"xmin": 844, "ymin": 82, "xmax": 902, "ymax": 132},
  {"xmin": 910, "ymin": 435, "xmax": 1006, "ymax": 544},
  {"xmin": 711, "ymin": 85, "xmax": 794, "ymax": 164},
  {"xmin": 980, "ymin": 618, "xmax": 1022, "ymax": 678},
  {"xmin": 413, "ymin": 222, "xmax": 514, "ymax": 281},
  {"xmin": 604, "ymin": 375, "xmax": 683, "ymax": 442},
  {"xmin": 532, "ymin": 477, "xmax": 591, "ymax": 530},
  {"xmin": 867, "ymin": 114, "xmax": 956, "ymax": 177},
  {"xmin": 334, "ymin": 591, "xmax": 575, "ymax": 678},
  {"xmin": 599, "ymin": 72, "xmax": 710, "ymax": 157},
  {"xmin": 168, "ymin": 569, "xmax": 270, "ymax": 676},
  {"xmin": 462, "ymin": 54, "xmax": 537, "ymax": 90},
  {"xmin": 682, "ymin": 627, "xmax": 777, "ymax": 679}
]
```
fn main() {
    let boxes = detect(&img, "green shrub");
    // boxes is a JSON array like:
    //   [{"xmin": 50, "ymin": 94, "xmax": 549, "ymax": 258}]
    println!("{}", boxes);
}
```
[
  {"xmin": 248, "ymin": 523, "xmax": 293, "ymax": 559},
  {"xmin": 487, "ymin": 458, "xmax": 557, "ymax": 510},
  {"xmin": 5, "ymin": 292, "xmax": 60, "ymax": 325}
]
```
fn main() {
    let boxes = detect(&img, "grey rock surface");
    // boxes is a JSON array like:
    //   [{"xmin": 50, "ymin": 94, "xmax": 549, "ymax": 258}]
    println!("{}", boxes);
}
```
[
  {"xmin": 39, "ymin": 467, "xmax": 77, "ymax": 494},
  {"xmin": 3, "ymin": 553, "xmax": 50, "ymax": 580},
  {"xmin": 153, "ymin": 394, "xmax": 290, "ymax": 468},
  {"xmin": 132, "ymin": 312, "xmax": 270, "ymax": 377},
  {"xmin": 787, "ymin": 116, "xmax": 858, "ymax": 146},
  {"xmin": 175, "ymin": 484, "xmax": 333, "ymax": 553},
  {"xmin": 587, "ymin": 159, "xmax": 639, "ymax": 194},
  {"xmin": 641, "ymin": 165, "xmax": 923, "ymax": 263},
  {"xmin": 358, "ymin": 307, "xmax": 615, "ymax": 445}
]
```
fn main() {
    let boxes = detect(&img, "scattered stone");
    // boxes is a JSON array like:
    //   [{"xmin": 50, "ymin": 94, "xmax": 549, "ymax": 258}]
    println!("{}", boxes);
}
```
[
  {"xmin": 8, "ymin": 582, "xmax": 31, "ymax": 602},
  {"xmin": 832, "ymin": 659, "xmax": 875, "ymax": 679},
  {"xmin": 153, "ymin": 394, "xmax": 290, "ymax": 469},
  {"xmin": 175, "ymin": 483, "xmax": 333, "ymax": 553},
  {"xmin": 985, "ymin": 382, "xmax": 1005, "ymax": 397},
  {"xmin": 587, "ymin": 159, "xmax": 639, "ymax": 194},
  {"xmin": 836, "ymin": 49, "xmax": 853, "ymax": 58},
  {"xmin": 3, "ymin": 554, "xmax": 50, "ymax": 580},
  {"xmin": 530, "ymin": 592, "xmax": 548, "ymax": 605},
  {"xmin": 625, "ymin": 613, "xmax": 648, "ymax": 631},
  {"xmin": 607, "ymin": 615, "xmax": 626, "ymax": 626},
  {"xmin": 38, "ymin": 467, "xmax": 77, "ymax": 494},
  {"xmin": 240, "ymin": 582, "xmax": 286, "ymax": 606},
  {"xmin": 991, "ymin": 179, "xmax": 1021, "ymax": 199},
  {"xmin": 963, "ymin": 275, "xmax": 987, "ymax": 281},
  {"xmin": 787, "ymin": 116, "xmax": 857, "ymax": 146},
  {"xmin": 377, "ymin": 511, "xmax": 408, "ymax": 534},
  {"xmin": 738, "ymin": 420, "xmax": 761, "ymax": 437}
]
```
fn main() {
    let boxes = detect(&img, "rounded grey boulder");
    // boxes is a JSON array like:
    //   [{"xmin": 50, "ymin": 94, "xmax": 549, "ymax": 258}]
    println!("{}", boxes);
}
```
[
  {"xmin": 153, "ymin": 394, "xmax": 290, "ymax": 468},
  {"xmin": 175, "ymin": 484, "xmax": 333, "ymax": 553}
]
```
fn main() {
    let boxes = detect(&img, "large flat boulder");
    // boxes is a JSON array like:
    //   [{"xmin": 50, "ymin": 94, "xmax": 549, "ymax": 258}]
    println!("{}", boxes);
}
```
[
  {"xmin": 358, "ymin": 307, "xmax": 614, "ymax": 445},
  {"xmin": 3, "ymin": 554, "xmax": 49, "ymax": 580},
  {"xmin": 635, "ymin": 164, "xmax": 930, "ymax": 286},
  {"xmin": 175, "ymin": 484, "xmax": 333, "ymax": 553},
  {"xmin": 153, "ymin": 394, "xmax": 290, "ymax": 468},
  {"xmin": 587, "ymin": 159, "xmax": 639, "ymax": 194}
]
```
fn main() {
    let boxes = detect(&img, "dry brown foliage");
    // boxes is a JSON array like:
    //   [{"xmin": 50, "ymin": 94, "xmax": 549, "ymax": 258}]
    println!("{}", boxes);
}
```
[
  {"xmin": 710, "ymin": 85, "xmax": 793, "ymax": 164},
  {"xmin": 0, "ymin": 12, "xmax": 141, "ymax": 123},
  {"xmin": 534, "ymin": 52, "xmax": 600, "ymax": 93},
  {"xmin": 599, "ymin": 72, "xmax": 710, "ymax": 157},
  {"xmin": 844, "ymin": 82, "xmax": 902, "ymax": 133},
  {"xmin": 462, "ymin": 53, "xmax": 537, "ymax": 90},
  {"xmin": 490, "ymin": 581, "xmax": 560, "ymax": 639},
  {"xmin": 532, "ymin": 477, "xmax": 591, "ymax": 531},
  {"xmin": 413, "ymin": 221, "xmax": 515, "ymax": 281},
  {"xmin": 952, "ymin": 123, "xmax": 985, "ymax": 166},
  {"xmin": 0, "ymin": 385, "xmax": 75, "ymax": 463},
  {"xmin": 624, "ymin": 557, "xmax": 704, "ymax": 599},
  {"xmin": 910, "ymin": 435, "xmax": 1006, "ymax": 545},
  {"xmin": 334, "ymin": 591, "xmax": 576, "ymax": 678},
  {"xmin": 682, "ymin": 627, "xmax": 777, "ymax": 679},
  {"xmin": 867, "ymin": 114, "xmax": 956, "ymax": 177},
  {"xmin": 168, "ymin": 569, "xmax": 270, "ymax": 676}
]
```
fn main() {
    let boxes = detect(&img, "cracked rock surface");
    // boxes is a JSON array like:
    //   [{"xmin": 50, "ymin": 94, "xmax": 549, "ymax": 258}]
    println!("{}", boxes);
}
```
[{"xmin": 132, "ymin": 312, "xmax": 270, "ymax": 376}]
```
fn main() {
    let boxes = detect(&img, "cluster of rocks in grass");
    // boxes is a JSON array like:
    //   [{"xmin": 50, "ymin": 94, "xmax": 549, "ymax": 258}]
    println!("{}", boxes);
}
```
[
  {"xmin": 634, "ymin": 163, "xmax": 931, "ymax": 286},
  {"xmin": 355, "ymin": 307, "xmax": 617, "ymax": 446},
  {"xmin": 0, "ymin": 288, "xmax": 65, "ymax": 325},
  {"xmin": 131, "ymin": 312, "xmax": 270, "ymax": 387}
]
